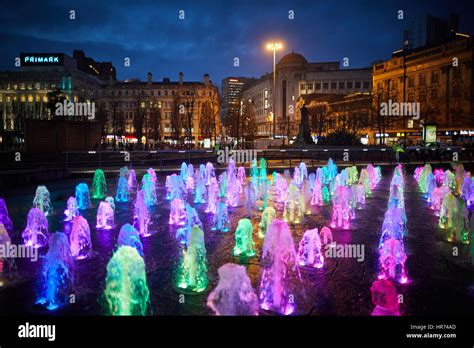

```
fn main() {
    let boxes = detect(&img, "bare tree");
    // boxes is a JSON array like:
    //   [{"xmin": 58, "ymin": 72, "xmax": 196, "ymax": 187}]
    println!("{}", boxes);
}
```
[
  {"xmin": 241, "ymin": 99, "xmax": 257, "ymax": 144},
  {"xmin": 149, "ymin": 105, "xmax": 162, "ymax": 147},
  {"xmin": 171, "ymin": 94, "xmax": 182, "ymax": 143},
  {"xmin": 199, "ymin": 100, "xmax": 214, "ymax": 140},
  {"xmin": 133, "ymin": 93, "xmax": 146, "ymax": 150}
]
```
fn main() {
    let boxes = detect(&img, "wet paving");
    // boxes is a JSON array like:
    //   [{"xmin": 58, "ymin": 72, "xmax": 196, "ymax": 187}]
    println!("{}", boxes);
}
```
[{"xmin": 0, "ymin": 165, "xmax": 473, "ymax": 316}]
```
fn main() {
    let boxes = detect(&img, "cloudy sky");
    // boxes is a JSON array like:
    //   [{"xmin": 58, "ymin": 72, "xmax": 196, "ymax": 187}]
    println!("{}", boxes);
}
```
[{"xmin": 0, "ymin": 0, "xmax": 472, "ymax": 86}]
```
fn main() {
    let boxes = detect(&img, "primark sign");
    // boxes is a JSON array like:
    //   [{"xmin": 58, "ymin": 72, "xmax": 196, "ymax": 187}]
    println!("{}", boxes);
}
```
[{"xmin": 20, "ymin": 53, "xmax": 64, "ymax": 66}]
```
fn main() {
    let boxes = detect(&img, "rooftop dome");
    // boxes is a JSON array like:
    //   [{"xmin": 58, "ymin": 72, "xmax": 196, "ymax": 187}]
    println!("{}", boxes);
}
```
[{"xmin": 277, "ymin": 52, "xmax": 308, "ymax": 68}]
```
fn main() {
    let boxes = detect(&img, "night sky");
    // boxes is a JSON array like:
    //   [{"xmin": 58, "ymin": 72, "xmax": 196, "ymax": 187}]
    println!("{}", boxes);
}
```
[{"xmin": 1, "ymin": 0, "xmax": 473, "ymax": 87}]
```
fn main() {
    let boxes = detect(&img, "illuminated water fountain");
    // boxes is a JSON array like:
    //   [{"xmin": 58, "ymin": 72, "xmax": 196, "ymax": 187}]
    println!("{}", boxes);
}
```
[
  {"xmin": 284, "ymin": 183, "xmax": 304, "ymax": 224},
  {"xmin": 194, "ymin": 179, "xmax": 206, "ymax": 204},
  {"xmin": 237, "ymin": 166, "xmax": 246, "ymax": 192},
  {"xmin": 128, "ymin": 169, "xmax": 138, "ymax": 191},
  {"xmin": 0, "ymin": 198, "xmax": 13, "ymax": 233},
  {"xmin": 206, "ymin": 177, "xmax": 219, "ymax": 214},
  {"xmin": 258, "ymin": 206, "xmax": 276, "ymax": 239},
  {"xmin": 320, "ymin": 226, "xmax": 334, "ymax": 247},
  {"xmin": 331, "ymin": 185, "xmax": 352, "ymax": 229},
  {"xmin": 92, "ymin": 169, "xmax": 107, "ymax": 199},
  {"xmin": 96, "ymin": 201, "xmax": 114, "ymax": 230},
  {"xmin": 370, "ymin": 279, "xmax": 400, "ymax": 316},
  {"xmin": 379, "ymin": 207, "xmax": 407, "ymax": 247},
  {"xmin": 115, "ymin": 176, "xmax": 129, "ymax": 203},
  {"xmin": 134, "ymin": 190, "xmax": 151, "ymax": 237},
  {"xmin": 175, "ymin": 225, "xmax": 208, "ymax": 294},
  {"xmin": 207, "ymin": 263, "xmax": 259, "ymax": 316},
  {"xmin": 259, "ymin": 219, "xmax": 299, "ymax": 315},
  {"xmin": 75, "ymin": 183, "xmax": 91, "ymax": 210},
  {"xmin": 378, "ymin": 237, "xmax": 408, "ymax": 284},
  {"xmin": 259, "ymin": 158, "xmax": 267, "ymax": 186},
  {"xmin": 141, "ymin": 174, "xmax": 157, "ymax": 207},
  {"xmin": 180, "ymin": 162, "xmax": 188, "ymax": 183},
  {"xmin": 205, "ymin": 162, "xmax": 215, "ymax": 186},
  {"xmin": 297, "ymin": 228, "xmax": 324, "ymax": 269},
  {"xmin": 226, "ymin": 174, "xmax": 240, "ymax": 207},
  {"xmin": 430, "ymin": 186, "xmax": 449, "ymax": 216},
  {"xmin": 176, "ymin": 204, "xmax": 202, "ymax": 245},
  {"xmin": 104, "ymin": 246, "xmax": 149, "ymax": 315},
  {"xmin": 212, "ymin": 202, "xmax": 230, "ymax": 232},
  {"xmin": 147, "ymin": 167, "xmax": 157, "ymax": 186},
  {"xmin": 63, "ymin": 197, "xmax": 80, "ymax": 222},
  {"xmin": 310, "ymin": 181, "xmax": 324, "ymax": 206},
  {"xmin": 169, "ymin": 198, "xmax": 186, "ymax": 226},
  {"xmin": 70, "ymin": 215, "xmax": 92, "ymax": 260},
  {"xmin": 233, "ymin": 218, "xmax": 256, "ymax": 258},
  {"xmin": 105, "ymin": 196, "xmax": 115, "ymax": 211},
  {"xmin": 117, "ymin": 224, "xmax": 143, "ymax": 257},
  {"xmin": 33, "ymin": 186, "xmax": 52, "ymax": 216},
  {"xmin": 22, "ymin": 207, "xmax": 48, "ymax": 248},
  {"xmin": 219, "ymin": 172, "xmax": 228, "ymax": 198},
  {"xmin": 166, "ymin": 174, "xmax": 184, "ymax": 201},
  {"xmin": 36, "ymin": 232, "xmax": 74, "ymax": 310}
]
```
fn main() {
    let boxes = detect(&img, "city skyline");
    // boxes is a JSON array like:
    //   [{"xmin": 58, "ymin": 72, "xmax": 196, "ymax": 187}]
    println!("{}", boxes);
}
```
[{"xmin": 1, "ymin": 0, "xmax": 473, "ymax": 86}]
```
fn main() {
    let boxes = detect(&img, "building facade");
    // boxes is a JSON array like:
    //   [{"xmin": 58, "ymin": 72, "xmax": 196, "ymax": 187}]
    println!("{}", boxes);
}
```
[
  {"xmin": 100, "ymin": 72, "xmax": 221, "ymax": 148},
  {"xmin": 221, "ymin": 77, "xmax": 255, "ymax": 129},
  {"xmin": 241, "ymin": 52, "xmax": 372, "ymax": 141},
  {"xmin": 0, "ymin": 52, "xmax": 105, "ymax": 148},
  {"xmin": 372, "ymin": 34, "xmax": 474, "ymax": 145}
]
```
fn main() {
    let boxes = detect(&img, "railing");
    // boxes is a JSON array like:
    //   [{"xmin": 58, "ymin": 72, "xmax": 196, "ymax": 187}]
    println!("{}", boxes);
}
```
[{"xmin": 1, "ymin": 147, "xmax": 473, "ymax": 173}]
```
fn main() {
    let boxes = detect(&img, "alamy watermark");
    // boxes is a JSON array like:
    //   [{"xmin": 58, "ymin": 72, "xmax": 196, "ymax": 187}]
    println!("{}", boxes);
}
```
[
  {"xmin": 217, "ymin": 147, "xmax": 257, "ymax": 164},
  {"xmin": 380, "ymin": 99, "xmax": 420, "ymax": 120},
  {"xmin": 0, "ymin": 242, "xmax": 38, "ymax": 262},
  {"xmin": 325, "ymin": 243, "xmax": 365, "ymax": 262},
  {"xmin": 55, "ymin": 100, "xmax": 95, "ymax": 120}
]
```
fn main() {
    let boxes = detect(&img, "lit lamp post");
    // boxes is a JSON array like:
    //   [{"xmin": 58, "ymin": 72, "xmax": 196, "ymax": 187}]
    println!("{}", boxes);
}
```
[{"xmin": 266, "ymin": 42, "xmax": 282, "ymax": 139}]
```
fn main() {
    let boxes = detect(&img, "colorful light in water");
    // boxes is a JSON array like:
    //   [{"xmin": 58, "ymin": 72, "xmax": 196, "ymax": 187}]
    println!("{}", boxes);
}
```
[
  {"xmin": 233, "ymin": 218, "xmax": 256, "ymax": 258},
  {"xmin": 91, "ymin": 169, "xmax": 107, "ymax": 199},
  {"xmin": 207, "ymin": 263, "xmax": 259, "ymax": 315},
  {"xmin": 104, "ymin": 246, "xmax": 149, "ymax": 315},
  {"xmin": 36, "ymin": 232, "xmax": 74, "ymax": 311},
  {"xmin": 75, "ymin": 183, "xmax": 91, "ymax": 210}
]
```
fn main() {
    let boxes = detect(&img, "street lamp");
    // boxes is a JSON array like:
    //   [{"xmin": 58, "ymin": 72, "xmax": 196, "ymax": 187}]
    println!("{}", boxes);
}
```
[{"xmin": 266, "ymin": 42, "xmax": 283, "ymax": 139}]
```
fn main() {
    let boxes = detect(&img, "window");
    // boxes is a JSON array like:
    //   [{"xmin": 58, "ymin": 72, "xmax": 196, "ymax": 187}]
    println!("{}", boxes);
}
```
[
  {"xmin": 158, "ymin": 90, "xmax": 161, "ymax": 96},
  {"xmin": 323, "ymin": 82, "xmax": 329, "ymax": 90},
  {"xmin": 419, "ymin": 90, "xmax": 426, "ymax": 102},
  {"xmin": 315, "ymin": 83, "xmax": 321, "ymax": 90},
  {"xmin": 347, "ymin": 82, "xmax": 353, "ymax": 89},
  {"xmin": 307, "ymin": 83, "xmax": 313, "ymax": 90},
  {"xmin": 431, "ymin": 70, "xmax": 439, "ymax": 84},
  {"xmin": 419, "ymin": 73, "xmax": 425, "ymax": 86},
  {"xmin": 164, "ymin": 90, "xmax": 168, "ymax": 96},
  {"xmin": 431, "ymin": 88, "xmax": 438, "ymax": 99},
  {"xmin": 331, "ymin": 82, "xmax": 336, "ymax": 89},
  {"xmin": 151, "ymin": 90, "xmax": 154, "ymax": 96},
  {"xmin": 355, "ymin": 81, "xmax": 361, "ymax": 88},
  {"xmin": 363, "ymin": 81, "xmax": 369, "ymax": 89},
  {"xmin": 339, "ymin": 82, "xmax": 345, "ymax": 89},
  {"xmin": 300, "ymin": 84, "xmax": 305, "ymax": 90},
  {"xmin": 408, "ymin": 76, "xmax": 414, "ymax": 87}
]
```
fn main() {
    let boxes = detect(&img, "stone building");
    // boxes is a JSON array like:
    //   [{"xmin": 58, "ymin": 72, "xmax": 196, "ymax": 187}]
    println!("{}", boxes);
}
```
[
  {"xmin": 0, "ymin": 52, "xmax": 104, "ymax": 149},
  {"xmin": 372, "ymin": 33, "xmax": 474, "ymax": 145},
  {"xmin": 100, "ymin": 72, "xmax": 221, "ymax": 148},
  {"xmin": 241, "ymin": 52, "xmax": 372, "ymax": 142}
]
